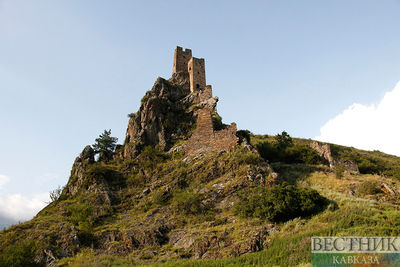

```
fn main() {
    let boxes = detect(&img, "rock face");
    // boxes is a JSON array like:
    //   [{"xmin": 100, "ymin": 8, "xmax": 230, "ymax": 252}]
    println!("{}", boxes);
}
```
[
  {"xmin": 310, "ymin": 141, "xmax": 336, "ymax": 168},
  {"xmin": 310, "ymin": 141, "xmax": 359, "ymax": 174},
  {"xmin": 381, "ymin": 182, "xmax": 396, "ymax": 197},
  {"xmin": 124, "ymin": 77, "xmax": 195, "ymax": 159},
  {"xmin": 64, "ymin": 145, "xmax": 95, "ymax": 196}
]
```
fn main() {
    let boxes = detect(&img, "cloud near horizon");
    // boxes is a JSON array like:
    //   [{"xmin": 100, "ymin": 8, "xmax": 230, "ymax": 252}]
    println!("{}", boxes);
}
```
[
  {"xmin": 0, "ymin": 175, "xmax": 9, "ymax": 189},
  {"xmin": 0, "ymin": 193, "xmax": 49, "ymax": 222},
  {"xmin": 316, "ymin": 81, "xmax": 400, "ymax": 156},
  {"xmin": 0, "ymin": 174, "xmax": 49, "ymax": 222}
]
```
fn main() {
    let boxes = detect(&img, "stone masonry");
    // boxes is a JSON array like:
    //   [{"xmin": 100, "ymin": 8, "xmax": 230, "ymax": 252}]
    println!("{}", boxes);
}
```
[
  {"xmin": 173, "ymin": 46, "xmax": 210, "ymax": 103},
  {"xmin": 185, "ymin": 106, "xmax": 238, "ymax": 157},
  {"xmin": 188, "ymin": 57, "xmax": 206, "ymax": 93},
  {"xmin": 171, "ymin": 46, "xmax": 239, "ymax": 157},
  {"xmin": 173, "ymin": 47, "xmax": 192, "ymax": 74}
]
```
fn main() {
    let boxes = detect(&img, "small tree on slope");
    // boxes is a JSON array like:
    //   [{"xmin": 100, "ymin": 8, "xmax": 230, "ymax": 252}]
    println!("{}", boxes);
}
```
[{"xmin": 92, "ymin": 129, "xmax": 118, "ymax": 154}]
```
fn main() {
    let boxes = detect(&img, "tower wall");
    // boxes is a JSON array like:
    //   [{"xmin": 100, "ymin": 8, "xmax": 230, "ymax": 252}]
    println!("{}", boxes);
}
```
[
  {"xmin": 188, "ymin": 57, "xmax": 206, "ymax": 93},
  {"xmin": 173, "ymin": 46, "xmax": 192, "ymax": 75}
]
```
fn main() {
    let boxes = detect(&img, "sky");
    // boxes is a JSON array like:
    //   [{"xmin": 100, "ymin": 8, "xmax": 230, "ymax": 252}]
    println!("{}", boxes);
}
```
[{"xmin": 1, "ymin": 0, "xmax": 400, "ymax": 226}]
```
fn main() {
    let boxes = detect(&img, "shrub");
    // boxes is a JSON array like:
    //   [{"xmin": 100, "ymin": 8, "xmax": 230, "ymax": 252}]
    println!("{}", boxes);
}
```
[
  {"xmin": 335, "ymin": 164, "xmax": 345, "ymax": 179},
  {"xmin": 236, "ymin": 130, "xmax": 252, "ymax": 143},
  {"xmin": 211, "ymin": 113, "xmax": 224, "ymax": 131},
  {"xmin": 127, "ymin": 173, "xmax": 146, "ymax": 187},
  {"xmin": 257, "ymin": 141, "xmax": 281, "ymax": 161},
  {"xmin": 357, "ymin": 181, "xmax": 381, "ymax": 196},
  {"xmin": 171, "ymin": 191, "xmax": 203, "ymax": 215},
  {"xmin": 0, "ymin": 239, "xmax": 40, "ymax": 267},
  {"xmin": 49, "ymin": 185, "xmax": 63, "ymax": 203},
  {"xmin": 153, "ymin": 188, "xmax": 172, "ymax": 205},
  {"xmin": 257, "ymin": 140, "xmax": 321, "ymax": 165},
  {"xmin": 232, "ymin": 148, "xmax": 263, "ymax": 165},
  {"xmin": 83, "ymin": 163, "xmax": 122, "ymax": 187},
  {"xmin": 276, "ymin": 131, "xmax": 293, "ymax": 150},
  {"xmin": 138, "ymin": 146, "xmax": 167, "ymax": 169},
  {"xmin": 234, "ymin": 184, "xmax": 328, "ymax": 222},
  {"xmin": 66, "ymin": 201, "xmax": 94, "ymax": 231}
]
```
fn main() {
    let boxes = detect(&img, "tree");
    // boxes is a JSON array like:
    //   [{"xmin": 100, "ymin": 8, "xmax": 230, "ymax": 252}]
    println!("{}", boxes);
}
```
[
  {"xmin": 48, "ymin": 185, "xmax": 63, "ymax": 203},
  {"xmin": 92, "ymin": 129, "xmax": 118, "ymax": 154},
  {"xmin": 276, "ymin": 131, "xmax": 293, "ymax": 150}
]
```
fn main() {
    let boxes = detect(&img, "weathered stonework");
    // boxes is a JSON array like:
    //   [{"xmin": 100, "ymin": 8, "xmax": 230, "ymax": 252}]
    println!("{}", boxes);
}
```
[
  {"xmin": 185, "ymin": 106, "xmax": 238, "ymax": 157},
  {"xmin": 188, "ymin": 57, "xmax": 206, "ymax": 92},
  {"xmin": 173, "ymin": 47, "xmax": 192, "ymax": 74},
  {"xmin": 124, "ymin": 46, "xmax": 238, "ymax": 158},
  {"xmin": 173, "ymin": 46, "xmax": 211, "ymax": 103}
]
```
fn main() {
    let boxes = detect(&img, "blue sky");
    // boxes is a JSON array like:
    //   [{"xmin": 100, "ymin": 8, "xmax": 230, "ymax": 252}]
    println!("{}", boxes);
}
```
[{"xmin": 1, "ymin": 0, "xmax": 400, "ymax": 224}]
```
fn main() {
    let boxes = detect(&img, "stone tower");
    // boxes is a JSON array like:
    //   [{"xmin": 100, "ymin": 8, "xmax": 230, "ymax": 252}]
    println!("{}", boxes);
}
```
[
  {"xmin": 188, "ymin": 57, "xmax": 206, "ymax": 93},
  {"xmin": 173, "ymin": 47, "xmax": 192, "ymax": 74},
  {"xmin": 172, "ymin": 46, "xmax": 212, "ymax": 102}
]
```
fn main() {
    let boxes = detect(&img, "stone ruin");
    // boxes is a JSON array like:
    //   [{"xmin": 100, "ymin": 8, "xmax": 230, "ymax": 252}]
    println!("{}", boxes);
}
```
[
  {"xmin": 123, "ymin": 46, "xmax": 238, "ymax": 159},
  {"xmin": 172, "ymin": 47, "xmax": 238, "ymax": 157},
  {"xmin": 185, "ymin": 106, "xmax": 238, "ymax": 157},
  {"xmin": 310, "ymin": 141, "xmax": 359, "ymax": 174}
]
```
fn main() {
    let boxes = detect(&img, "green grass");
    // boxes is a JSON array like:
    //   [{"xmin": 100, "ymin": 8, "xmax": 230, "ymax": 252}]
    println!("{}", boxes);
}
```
[{"xmin": 4, "ymin": 133, "xmax": 400, "ymax": 266}]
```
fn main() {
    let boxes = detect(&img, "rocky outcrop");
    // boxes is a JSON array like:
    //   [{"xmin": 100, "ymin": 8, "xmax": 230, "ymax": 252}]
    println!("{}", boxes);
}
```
[
  {"xmin": 381, "ymin": 182, "xmax": 396, "ymax": 197},
  {"xmin": 310, "ymin": 141, "xmax": 359, "ymax": 174},
  {"xmin": 64, "ymin": 145, "xmax": 95, "ymax": 196},
  {"xmin": 341, "ymin": 160, "xmax": 360, "ymax": 174},
  {"xmin": 310, "ymin": 141, "xmax": 336, "ymax": 168},
  {"xmin": 169, "ymin": 224, "xmax": 273, "ymax": 259},
  {"xmin": 124, "ymin": 77, "xmax": 196, "ymax": 159}
]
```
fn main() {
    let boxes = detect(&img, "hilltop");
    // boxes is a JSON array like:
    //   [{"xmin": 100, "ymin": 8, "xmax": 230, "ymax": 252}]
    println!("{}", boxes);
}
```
[{"xmin": 1, "ymin": 47, "xmax": 400, "ymax": 267}]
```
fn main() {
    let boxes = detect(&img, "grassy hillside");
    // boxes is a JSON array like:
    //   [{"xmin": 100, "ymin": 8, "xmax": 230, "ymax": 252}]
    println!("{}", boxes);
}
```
[{"xmin": 2, "ymin": 133, "xmax": 400, "ymax": 267}]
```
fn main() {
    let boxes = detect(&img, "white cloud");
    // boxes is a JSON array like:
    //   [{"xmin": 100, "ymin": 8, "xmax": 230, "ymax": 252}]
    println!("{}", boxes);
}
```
[
  {"xmin": 316, "ymin": 81, "xmax": 400, "ymax": 156},
  {"xmin": 0, "ymin": 193, "xmax": 50, "ymax": 222},
  {"xmin": 0, "ymin": 175, "xmax": 9, "ymax": 189}
]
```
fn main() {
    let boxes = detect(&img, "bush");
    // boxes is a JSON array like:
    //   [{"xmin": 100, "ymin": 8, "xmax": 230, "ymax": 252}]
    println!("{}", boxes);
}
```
[
  {"xmin": 83, "ymin": 163, "xmax": 122, "ymax": 188},
  {"xmin": 66, "ymin": 201, "xmax": 94, "ymax": 231},
  {"xmin": 236, "ymin": 130, "xmax": 252, "ymax": 143},
  {"xmin": 0, "ymin": 239, "xmax": 40, "ymax": 267},
  {"xmin": 138, "ymin": 146, "xmax": 167, "ymax": 169},
  {"xmin": 171, "ymin": 191, "xmax": 203, "ymax": 215},
  {"xmin": 153, "ymin": 188, "xmax": 172, "ymax": 205},
  {"xmin": 232, "ymin": 148, "xmax": 263, "ymax": 165},
  {"xmin": 234, "ymin": 184, "xmax": 328, "ymax": 222},
  {"xmin": 257, "ymin": 138, "xmax": 321, "ymax": 165},
  {"xmin": 49, "ymin": 185, "xmax": 63, "ymax": 202},
  {"xmin": 276, "ymin": 131, "xmax": 293, "ymax": 150},
  {"xmin": 357, "ymin": 181, "xmax": 381, "ymax": 196},
  {"xmin": 211, "ymin": 113, "xmax": 224, "ymax": 131},
  {"xmin": 335, "ymin": 164, "xmax": 345, "ymax": 179}
]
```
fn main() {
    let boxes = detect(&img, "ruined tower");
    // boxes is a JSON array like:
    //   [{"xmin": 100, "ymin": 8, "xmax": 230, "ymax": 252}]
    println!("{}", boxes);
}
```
[
  {"xmin": 172, "ymin": 47, "xmax": 192, "ymax": 75},
  {"xmin": 172, "ymin": 46, "xmax": 212, "ymax": 102},
  {"xmin": 171, "ymin": 46, "xmax": 238, "ymax": 156},
  {"xmin": 188, "ymin": 57, "xmax": 206, "ymax": 92}
]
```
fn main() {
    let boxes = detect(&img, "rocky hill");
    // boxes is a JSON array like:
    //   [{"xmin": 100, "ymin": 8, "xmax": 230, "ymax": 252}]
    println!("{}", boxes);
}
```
[{"xmin": 2, "ymin": 47, "xmax": 400, "ymax": 267}]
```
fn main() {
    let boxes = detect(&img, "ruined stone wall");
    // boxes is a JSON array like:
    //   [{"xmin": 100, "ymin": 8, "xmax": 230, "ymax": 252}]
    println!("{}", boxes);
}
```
[
  {"xmin": 173, "ymin": 46, "xmax": 192, "ymax": 75},
  {"xmin": 188, "ymin": 57, "xmax": 206, "ymax": 93},
  {"xmin": 214, "ymin": 123, "xmax": 238, "ymax": 149},
  {"xmin": 185, "ymin": 107, "xmax": 238, "ymax": 157}
]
